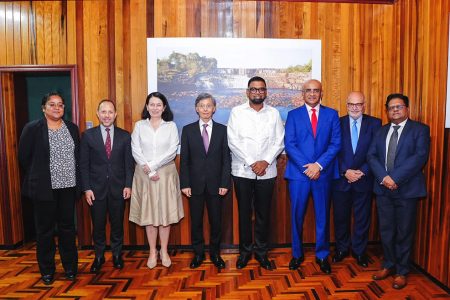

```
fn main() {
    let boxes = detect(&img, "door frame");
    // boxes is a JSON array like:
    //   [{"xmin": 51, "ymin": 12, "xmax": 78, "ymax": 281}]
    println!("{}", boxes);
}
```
[{"xmin": 0, "ymin": 65, "xmax": 79, "ymax": 247}]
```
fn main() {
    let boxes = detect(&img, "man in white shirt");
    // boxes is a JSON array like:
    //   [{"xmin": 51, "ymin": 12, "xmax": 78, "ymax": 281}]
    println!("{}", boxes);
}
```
[{"xmin": 227, "ymin": 76, "xmax": 284, "ymax": 270}]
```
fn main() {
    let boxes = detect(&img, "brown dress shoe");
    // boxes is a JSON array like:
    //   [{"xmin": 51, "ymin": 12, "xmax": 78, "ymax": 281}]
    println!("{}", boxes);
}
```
[
  {"xmin": 392, "ymin": 275, "xmax": 407, "ymax": 289},
  {"xmin": 372, "ymin": 268, "xmax": 392, "ymax": 280}
]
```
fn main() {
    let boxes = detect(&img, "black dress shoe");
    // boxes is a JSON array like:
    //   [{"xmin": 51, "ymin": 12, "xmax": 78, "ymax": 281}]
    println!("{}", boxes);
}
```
[
  {"xmin": 210, "ymin": 254, "xmax": 225, "ymax": 269},
  {"xmin": 190, "ymin": 254, "xmax": 205, "ymax": 269},
  {"xmin": 65, "ymin": 270, "xmax": 77, "ymax": 281},
  {"xmin": 315, "ymin": 257, "xmax": 331, "ymax": 274},
  {"xmin": 353, "ymin": 254, "xmax": 369, "ymax": 267},
  {"xmin": 255, "ymin": 255, "xmax": 273, "ymax": 270},
  {"xmin": 288, "ymin": 256, "xmax": 304, "ymax": 270},
  {"xmin": 332, "ymin": 251, "xmax": 349, "ymax": 263},
  {"xmin": 41, "ymin": 274, "xmax": 54, "ymax": 285},
  {"xmin": 236, "ymin": 254, "xmax": 251, "ymax": 269},
  {"xmin": 113, "ymin": 255, "xmax": 124, "ymax": 269},
  {"xmin": 90, "ymin": 257, "xmax": 105, "ymax": 273}
]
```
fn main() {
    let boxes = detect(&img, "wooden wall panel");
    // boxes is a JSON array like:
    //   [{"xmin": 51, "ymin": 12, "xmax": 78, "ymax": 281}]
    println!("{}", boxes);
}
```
[{"xmin": 0, "ymin": 0, "xmax": 449, "ymax": 286}]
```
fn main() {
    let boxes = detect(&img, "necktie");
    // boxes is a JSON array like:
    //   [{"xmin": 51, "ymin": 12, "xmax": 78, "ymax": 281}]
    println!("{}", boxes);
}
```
[
  {"xmin": 386, "ymin": 125, "xmax": 400, "ymax": 172},
  {"xmin": 311, "ymin": 108, "xmax": 318, "ymax": 138},
  {"xmin": 202, "ymin": 124, "xmax": 209, "ymax": 153},
  {"xmin": 105, "ymin": 127, "xmax": 112, "ymax": 159},
  {"xmin": 351, "ymin": 119, "xmax": 358, "ymax": 153}
]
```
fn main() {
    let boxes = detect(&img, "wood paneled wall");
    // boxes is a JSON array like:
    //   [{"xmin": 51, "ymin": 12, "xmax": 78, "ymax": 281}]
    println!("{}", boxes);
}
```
[{"xmin": 0, "ymin": 0, "xmax": 448, "ymax": 286}]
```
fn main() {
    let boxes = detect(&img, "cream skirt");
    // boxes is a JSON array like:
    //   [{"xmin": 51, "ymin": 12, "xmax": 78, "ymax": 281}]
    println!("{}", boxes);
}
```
[{"xmin": 129, "ymin": 162, "xmax": 184, "ymax": 226}]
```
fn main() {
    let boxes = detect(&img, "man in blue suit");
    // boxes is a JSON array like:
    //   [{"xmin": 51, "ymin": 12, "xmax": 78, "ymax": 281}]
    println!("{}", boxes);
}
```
[
  {"xmin": 332, "ymin": 92, "xmax": 381, "ymax": 267},
  {"xmin": 367, "ymin": 94, "xmax": 429, "ymax": 289},
  {"xmin": 285, "ymin": 79, "xmax": 341, "ymax": 273}
]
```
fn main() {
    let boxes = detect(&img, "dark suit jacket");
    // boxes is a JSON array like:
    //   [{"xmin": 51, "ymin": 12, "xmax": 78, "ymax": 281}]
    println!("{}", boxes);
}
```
[
  {"xmin": 333, "ymin": 114, "xmax": 382, "ymax": 192},
  {"xmin": 284, "ymin": 104, "xmax": 341, "ymax": 181},
  {"xmin": 18, "ymin": 118, "xmax": 80, "ymax": 202},
  {"xmin": 367, "ymin": 119, "xmax": 430, "ymax": 198},
  {"xmin": 80, "ymin": 126, "xmax": 134, "ymax": 201},
  {"xmin": 180, "ymin": 120, "xmax": 231, "ymax": 195}
]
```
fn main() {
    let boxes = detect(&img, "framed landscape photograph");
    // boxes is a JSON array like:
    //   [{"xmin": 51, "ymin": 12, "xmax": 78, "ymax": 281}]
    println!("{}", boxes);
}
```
[{"xmin": 147, "ymin": 37, "xmax": 321, "ymax": 134}]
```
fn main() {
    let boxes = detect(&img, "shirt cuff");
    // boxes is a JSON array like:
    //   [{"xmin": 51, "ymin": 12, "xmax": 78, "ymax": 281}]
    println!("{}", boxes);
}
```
[{"xmin": 315, "ymin": 162, "xmax": 323, "ymax": 171}]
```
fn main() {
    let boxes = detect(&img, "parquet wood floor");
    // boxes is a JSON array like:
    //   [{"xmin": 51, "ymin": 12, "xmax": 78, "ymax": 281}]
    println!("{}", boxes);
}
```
[{"xmin": 0, "ymin": 244, "xmax": 448, "ymax": 299}]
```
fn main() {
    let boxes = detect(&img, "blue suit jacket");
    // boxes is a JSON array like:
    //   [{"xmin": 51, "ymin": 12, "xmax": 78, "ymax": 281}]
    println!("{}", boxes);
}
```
[
  {"xmin": 332, "ymin": 114, "xmax": 382, "ymax": 192},
  {"xmin": 367, "ymin": 119, "xmax": 430, "ymax": 198},
  {"xmin": 284, "ymin": 104, "xmax": 341, "ymax": 181}
]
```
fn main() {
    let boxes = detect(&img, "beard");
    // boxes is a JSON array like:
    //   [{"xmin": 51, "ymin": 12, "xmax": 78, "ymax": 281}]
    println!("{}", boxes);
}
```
[{"xmin": 249, "ymin": 96, "xmax": 266, "ymax": 105}]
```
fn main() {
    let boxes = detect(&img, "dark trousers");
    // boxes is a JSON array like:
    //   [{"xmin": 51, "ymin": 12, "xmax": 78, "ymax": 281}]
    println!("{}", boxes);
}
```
[
  {"xmin": 33, "ymin": 187, "xmax": 78, "ymax": 276},
  {"xmin": 376, "ymin": 196, "xmax": 418, "ymax": 275},
  {"xmin": 232, "ymin": 176, "xmax": 275, "ymax": 258},
  {"xmin": 90, "ymin": 194, "xmax": 125, "ymax": 258},
  {"xmin": 189, "ymin": 189, "xmax": 223, "ymax": 256},
  {"xmin": 332, "ymin": 190, "xmax": 372, "ymax": 255}
]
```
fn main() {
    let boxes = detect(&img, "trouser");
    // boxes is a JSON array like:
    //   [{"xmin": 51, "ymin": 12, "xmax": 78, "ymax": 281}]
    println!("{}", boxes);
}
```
[
  {"xmin": 34, "ymin": 187, "xmax": 78, "ymax": 275},
  {"xmin": 232, "ymin": 176, "xmax": 275, "ymax": 258}
]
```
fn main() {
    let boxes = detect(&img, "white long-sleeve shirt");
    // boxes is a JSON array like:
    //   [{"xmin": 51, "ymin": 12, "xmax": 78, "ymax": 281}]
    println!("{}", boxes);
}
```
[
  {"xmin": 227, "ymin": 101, "xmax": 285, "ymax": 179},
  {"xmin": 131, "ymin": 119, "xmax": 179, "ymax": 176}
]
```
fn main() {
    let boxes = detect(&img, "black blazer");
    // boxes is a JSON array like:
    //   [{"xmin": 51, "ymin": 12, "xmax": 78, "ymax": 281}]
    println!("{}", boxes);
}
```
[
  {"xmin": 333, "ymin": 114, "xmax": 382, "ymax": 192},
  {"xmin": 367, "ymin": 119, "xmax": 430, "ymax": 198},
  {"xmin": 180, "ymin": 120, "xmax": 231, "ymax": 195},
  {"xmin": 80, "ymin": 126, "xmax": 134, "ymax": 201},
  {"xmin": 18, "ymin": 118, "xmax": 81, "ymax": 202}
]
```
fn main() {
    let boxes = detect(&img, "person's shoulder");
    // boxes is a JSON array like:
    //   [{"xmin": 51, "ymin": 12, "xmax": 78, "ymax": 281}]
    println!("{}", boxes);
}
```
[
  {"xmin": 340, "ymin": 115, "xmax": 349, "ymax": 122},
  {"xmin": 363, "ymin": 114, "xmax": 382, "ymax": 125},
  {"xmin": 212, "ymin": 120, "xmax": 227, "ymax": 130},
  {"xmin": 408, "ymin": 119, "xmax": 429, "ymax": 131},
  {"xmin": 231, "ymin": 102, "xmax": 247, "ymax": 112},
  {"xmin": 114, "ymin": 126, "xmax": 130, "ymax": 135},
  {"xmin": 182, "ymin": 121, "xmax": 198, "ymax": 131},
  {"xmin": 320, "ymin": 104, "xmax": 338, "ymax": 114}
]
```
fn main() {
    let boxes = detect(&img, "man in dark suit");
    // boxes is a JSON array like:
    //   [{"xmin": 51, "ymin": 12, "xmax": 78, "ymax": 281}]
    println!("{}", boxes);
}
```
[
  {"xmin": 332, "ymin": 91, "xmax": 381, "ymax": 267},
  {"xmin": 367, "ymin": 93, "xmax": 430, "ymax": 289},
  {"xmin": 80, "ymin": 99, "xmax": 134, "ymax": 273},
  {"xmin": 284, "ymin": 79, "xmax": 341, "ymax": 274},
  {"xmin": 180, "ymin": 93, "xmax": 231, "ymax": 269}
]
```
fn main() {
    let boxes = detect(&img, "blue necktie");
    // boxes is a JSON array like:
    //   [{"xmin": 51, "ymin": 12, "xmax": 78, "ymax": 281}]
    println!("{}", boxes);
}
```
[{"xmin": 351, "ymin": 120, "xmax": 358, "ymax": 153}]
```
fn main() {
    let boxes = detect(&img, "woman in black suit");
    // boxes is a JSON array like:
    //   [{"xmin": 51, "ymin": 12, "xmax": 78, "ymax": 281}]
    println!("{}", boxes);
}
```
[{"xmin": 18, "ymin": 92, "xmax": 80, "ymax": 285}]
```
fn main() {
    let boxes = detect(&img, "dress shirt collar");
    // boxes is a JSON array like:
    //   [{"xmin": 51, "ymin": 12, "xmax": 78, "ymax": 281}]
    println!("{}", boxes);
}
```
[
  {"xmin": 304, "ymin": 103, "xmax": 320, "ymax": 113},
  {"xmin": 199, "ymin": 119, "xmax": 213, "ymax": 128},
  {"xmin": 349, "ymin": 115, "xmax": 363, "ymax": 125},
  {"xmin": 390, "ymin": 118, "xmax": 408, "ymax": 129},
  {"xmin": 100, "ymin": 124, "xmax": 114, "ymax": 132},
  {"xmin": 244, "ymin": 100, "xmax": 267, "ymax": 112}
]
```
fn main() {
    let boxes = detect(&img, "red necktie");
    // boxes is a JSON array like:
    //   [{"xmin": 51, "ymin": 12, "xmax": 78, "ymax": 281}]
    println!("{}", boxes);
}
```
[
  {"xmin": 105, "ymin": 127, "xmax": 112, "ymax": 159},
  {"xmin": 311, "ymin": 108, "xmax": 318, "ymax": 138}
]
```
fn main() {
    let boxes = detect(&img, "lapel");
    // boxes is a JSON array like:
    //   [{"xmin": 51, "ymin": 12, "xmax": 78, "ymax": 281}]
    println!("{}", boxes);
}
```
[
  {"xmin": 380, "ymin": 124, "xmax": 391, "ymax": 165},
  {"xmin": 395, "ymin": 119, "xmax": 411, "ymax": 155},
  {"xmin": 315, "ymin": 105, "xmax": 326, "ymax": 138},
  {"xmin": 94, "ymin": 126, "xmax": 109, "ymax": 160},
  {"xmin": 300, "ymin": 105, "xmax": 314, "ymax": 138},
  {"xmin": 342, "ymin": 115, "xmax": 353, "ymax": 155},
  {"xmin": 354, "ymin": 115, "xmax": 369, "ymax": 155},
  {"xmin": 208, "ymin": 120, "xmax": 220, "ymax": 155},
  {"xmin": 193, "ymin": 121, "xmax": 208, "ymax": 156}
]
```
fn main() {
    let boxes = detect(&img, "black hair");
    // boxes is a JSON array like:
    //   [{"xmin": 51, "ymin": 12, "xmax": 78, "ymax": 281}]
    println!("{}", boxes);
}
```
[
  {"xmin": 195, "ymin": 92, "xmax": 216, "ymax": 107},
  {"xmin": 247, "ymin": 76, "xmax": 266, "ymax": 87},
  {"xmin": 41, "ymin": 91, "xmax": 64, "ymax": 107},
  {"xmin": 97, "ymin": 99, "xmax": 116, "ymax": 111},
  {"xmin": 385, "ymin": 93, "xmax": 409, "ymax": 108},
  {"xmin": 141, "ymin": 92, "xmax": 174, "ymax": 121}
]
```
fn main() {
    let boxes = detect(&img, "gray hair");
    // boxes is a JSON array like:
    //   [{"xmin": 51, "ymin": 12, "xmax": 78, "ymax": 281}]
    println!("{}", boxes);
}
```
[{"xmin": 195, "ymin": 93, "xmax": 216, "ymax": 107}]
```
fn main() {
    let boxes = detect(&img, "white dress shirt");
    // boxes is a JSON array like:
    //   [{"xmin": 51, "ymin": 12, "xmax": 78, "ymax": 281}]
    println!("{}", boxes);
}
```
[
  {"xmin": 227, "ymin": 101, "xmax": 285, "ymax": 179},
  {"xmin": 305, "ymin": 103, "xmax": 320, "ymax": 121},
  {"xmin": 131, "ymin": 119, "xmax": 179, "ymax": 177},
  {"xmin": 199, "ymin": 119, "xmax": 213, "ymax": 142},
  {"xmin": 385, "ymin": 118, "xmax": 408, "ymax": 170}
]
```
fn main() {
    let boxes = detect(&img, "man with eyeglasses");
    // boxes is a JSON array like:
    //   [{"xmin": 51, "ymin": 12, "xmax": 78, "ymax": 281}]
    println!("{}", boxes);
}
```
[
  {"xmin": 228, "ymin": 76, "xmax": 284, "ymax": 270},
  {"xmin": 284, "ymin": 79, "xmax": 341, "ymax": 274},
  {"xmin": 331, "ymin": 91, "xmax": 381, "ymax": 268},
  {"xmin": 180, "ymin": 93, "xmax": 231, "ymax": 270},
  {"xmin": 367, "ymin": 93, "xmax": 430, "ymax": 289}
]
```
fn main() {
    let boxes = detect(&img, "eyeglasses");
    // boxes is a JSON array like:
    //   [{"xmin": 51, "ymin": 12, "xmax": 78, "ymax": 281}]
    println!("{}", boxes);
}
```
[
  {"xmin": 248, "ymin": 87, "xmax": 267, "ymax": 94},
  {"xmin": 303, "ymin": 88, "xmax": 321, "ymax": 94},
  {"xmin": 347, "ymin": 103, "xmax": 364, "ymax": 109},
  {"xmin": 197, "ymin": 104, "xmax": 214, "ymax": 109},
  {"xmin": 46, "ymin": 103, "xmax": 65, "ymax": 109},
  {"xmin": 387, "ymin": 104, "xmax": 406, "ymax": 111}
]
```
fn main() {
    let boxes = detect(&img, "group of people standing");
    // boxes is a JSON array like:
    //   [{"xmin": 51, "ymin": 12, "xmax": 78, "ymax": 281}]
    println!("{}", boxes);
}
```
[{"xmin": 18, "ymin": 76, "xmax": 429, "ymax": 291}]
